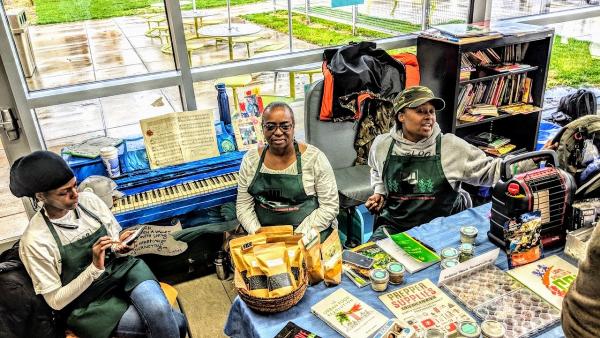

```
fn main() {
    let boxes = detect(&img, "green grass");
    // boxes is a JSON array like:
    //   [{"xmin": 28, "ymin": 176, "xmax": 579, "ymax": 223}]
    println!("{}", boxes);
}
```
[
  {"xmin": 241, "ymin": 11, "xmax": 390, "ymax": 47},
  {"xmin": 548, "ymin": 36, "xmax": 600, "ymax": 88},
  {"xmin": 307, "ymin": 6, "xmax": 421, "ymax": 33},
  {"xmin": 35, "ymin": 0, "xmax": 261, "ymax": 24}
]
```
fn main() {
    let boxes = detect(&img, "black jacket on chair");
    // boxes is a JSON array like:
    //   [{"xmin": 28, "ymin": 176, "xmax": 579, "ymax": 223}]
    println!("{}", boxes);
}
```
[
  {"xmin": 323, "ymin": 41, "xmax": 406, "ymax": 122},
  {"xmin": 0, "ymin": 243, "xmax": 61, "ymax": 338}
]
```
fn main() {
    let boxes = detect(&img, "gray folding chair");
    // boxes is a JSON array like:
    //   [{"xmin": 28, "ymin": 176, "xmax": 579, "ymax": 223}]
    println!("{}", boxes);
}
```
[{"xmin": 304, "ymin": 80, "xmax": 374, "ymax": 246}]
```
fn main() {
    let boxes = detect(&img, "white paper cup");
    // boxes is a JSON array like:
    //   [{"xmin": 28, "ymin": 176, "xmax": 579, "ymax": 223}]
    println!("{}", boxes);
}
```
[{"xmin": 100, "ymin": 146, "xmax": 121, "ymax": 178}]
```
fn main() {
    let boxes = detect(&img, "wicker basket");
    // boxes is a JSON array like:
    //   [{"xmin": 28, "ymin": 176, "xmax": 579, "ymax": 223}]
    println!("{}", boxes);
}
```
[{"xmin": 237, "ymin": 267, "xmax": 309, "ymax": 313}]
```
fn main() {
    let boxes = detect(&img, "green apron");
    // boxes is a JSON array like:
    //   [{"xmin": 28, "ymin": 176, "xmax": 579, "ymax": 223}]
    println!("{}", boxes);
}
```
[
  {"xmin": 43, "ymin": 204, "xmax": 155, "ymax": 338},
  {"xmin": 376, "ymin": 134, "xmax": 460, "ymax": 235},
  {"xmin": 248, "ymin": 142, "xmax": 331, "ymax": 238}
]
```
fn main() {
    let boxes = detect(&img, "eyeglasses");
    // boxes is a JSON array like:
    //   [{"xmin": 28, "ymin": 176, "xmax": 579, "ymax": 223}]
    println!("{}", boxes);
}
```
[{"xmin": 263, "ymin": 122, "xmax": 293, "ymax": 132}]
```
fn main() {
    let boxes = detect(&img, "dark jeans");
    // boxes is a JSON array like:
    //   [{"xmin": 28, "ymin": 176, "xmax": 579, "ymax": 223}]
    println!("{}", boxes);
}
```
[{"xmin": 114, "ymin": 280, "xmax": 187, "ymax": 338}]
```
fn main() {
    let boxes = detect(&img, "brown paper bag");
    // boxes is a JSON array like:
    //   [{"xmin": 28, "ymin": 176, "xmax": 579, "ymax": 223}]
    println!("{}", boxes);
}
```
[
  {"xmin": 321, "ymin": 228, "xmax": 342, "ymax": 286},
  {"xmin": 255, "ymin": 242, "xmax": 295, "ymax": 298},
  {"xmin": 300, "ymin": 228, "xmax": 323, "ymax": 285}
]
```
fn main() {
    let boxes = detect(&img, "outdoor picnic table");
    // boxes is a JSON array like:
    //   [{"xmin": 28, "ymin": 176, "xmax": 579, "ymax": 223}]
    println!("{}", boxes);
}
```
[{"xmin": 198, "ymin": 23, "xmax": 262, "ymax": 60}]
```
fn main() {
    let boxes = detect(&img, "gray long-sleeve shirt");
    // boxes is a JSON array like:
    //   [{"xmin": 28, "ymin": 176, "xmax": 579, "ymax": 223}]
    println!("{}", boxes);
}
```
[{"xmin": 368, "ymin": 123, "xmax": 506, "ymax": 196}]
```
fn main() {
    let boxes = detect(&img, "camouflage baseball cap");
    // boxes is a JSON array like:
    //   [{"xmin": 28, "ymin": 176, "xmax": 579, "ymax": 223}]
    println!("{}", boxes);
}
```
[{"xmin": 393, "ymin": 86, "xmax": 445, "ymax": 113}]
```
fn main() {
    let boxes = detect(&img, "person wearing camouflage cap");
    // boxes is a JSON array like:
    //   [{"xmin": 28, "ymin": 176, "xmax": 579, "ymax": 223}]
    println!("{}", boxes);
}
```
[{"xmin": 365, "ymin": 85, "xmax": 510, "ymax": 240}]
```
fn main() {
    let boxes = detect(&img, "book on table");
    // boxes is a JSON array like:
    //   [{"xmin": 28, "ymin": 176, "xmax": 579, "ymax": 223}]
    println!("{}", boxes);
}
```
[
  {"xmin": 375, "ymin": 231, "xmax": 440, "ymax": 274},
  {"xmin": 506, "ymin": 255, "xmax": 578, "ymax": 310},
  {"xmin": 274, "ymin": 321, "xmax": 322, "ymax": 338},
  {"xmin": 311, "ymin": 288, "xmax": 388, "ymax": 338},
  {"xmin": 379, "ymin": 279, "xmax": 475, "ymax": 336}
]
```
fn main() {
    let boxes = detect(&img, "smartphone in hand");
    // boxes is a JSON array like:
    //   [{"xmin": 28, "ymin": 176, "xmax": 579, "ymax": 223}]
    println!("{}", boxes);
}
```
[
  {"xmin": 122, "ymin": 226, "xmax": 146, "ymax": 246},
  {"xmin": 342, "ymin": 250, "xmax": 375, "ymax": 269}
]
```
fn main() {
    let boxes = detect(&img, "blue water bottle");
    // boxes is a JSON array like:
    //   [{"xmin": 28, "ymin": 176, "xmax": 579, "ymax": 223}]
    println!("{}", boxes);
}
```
[{"xmin": 216, "ymin": 83, "xmax": 232, "ymax": 125}]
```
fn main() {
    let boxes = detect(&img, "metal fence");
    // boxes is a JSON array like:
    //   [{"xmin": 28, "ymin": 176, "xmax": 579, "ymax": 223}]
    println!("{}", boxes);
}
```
[
  {"xmin": 269, "ymin": 0, "xmax": 597, "ymax": 35},
  {"xmin": 491, "ymin": 0, "xmax": 597, "ymax": 20}
]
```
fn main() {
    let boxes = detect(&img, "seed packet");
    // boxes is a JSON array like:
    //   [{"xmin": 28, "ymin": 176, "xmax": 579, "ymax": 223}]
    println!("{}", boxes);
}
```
[
  {"xmin": 243, "ymin": 248, "xmax": 270, "ymax": 298},
  {"xmin": 255, "ymin": 242, "xmax": 295, "ymax": 298},
  {"xmin": 504, "ymin": 211, "xmax": 543, "ymax": 268},
  {"xmin": 300, "ymin": 228, "xmax": 324, "ymax": 285},
  {"xmin": 229, "ymin": 234, "xmax": 267, "ymax": 294},
  {"xmin": 321, "ymin": 228, "xmax": 342, "ymax": 286}
]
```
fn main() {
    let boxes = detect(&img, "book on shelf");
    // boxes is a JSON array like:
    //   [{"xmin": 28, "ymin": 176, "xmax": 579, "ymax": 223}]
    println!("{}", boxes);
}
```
[
  {"xmin": 379, "ymin": 279, "xmax": 475, "ymax": 336},
  {"xmin": 488, "ymin": 21, "xmax": 547, "ymax": 36},
  {"xmin": 466, "ymin": 104, "xmax": 499, "ymax": 117},
  {"xmin": 479, "ymin": 143, "xmax": 517, "ymax": 157},
  {"xmin": 311, "ymin": 288, "xmax": 388, "ymax": 338},
  {"xmin": 464, "ymin": 132, "xmax": 511, "ymax": 149},
  {"xmin": 420, "ymin": 29, "xmax": 502, "ymax": 44},
  {"xmin": 433, "ymin": 23, "xmax": 496, "ymax": 37},
  {"xmin": 457, "ymin": 113, "xmax": 486, "ymax": 123},
  {"xmin": 506, "ymin": 255, "xmax": 578, "ymax": 310},
  {"xmin": 274, "ymin": 321, "xmax": 321, "ymax": 338},
  {"xmin": 458, "ymin": 75, "xmax": 533, "ymax": 111},
  {"xmin": 375, "ymin": 231, "xmax": 440, "ymax": 274},
  {"xmin": 499, "ymin": 103, "xmax": 541, "ymax": 115}
]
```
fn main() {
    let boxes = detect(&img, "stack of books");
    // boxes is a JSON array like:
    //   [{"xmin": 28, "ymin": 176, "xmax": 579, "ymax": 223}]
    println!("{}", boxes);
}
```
[
  {"xmin": 464, "ymin": 132, "xmax": 519, "ymax": 157},
  {"xmin": 458, "ymin": 104, "xmax": 499, "ymax": 123},
  {"xmin": 498, "ymin": 102, "xmax": 542, "ymax": 115}
]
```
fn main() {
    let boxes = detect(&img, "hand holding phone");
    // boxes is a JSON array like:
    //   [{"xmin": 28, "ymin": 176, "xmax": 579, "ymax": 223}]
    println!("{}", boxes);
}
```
[
  {"xmin": 122, "ymin": 226, "xmax": 146, "ymax": 246},
  {"xmin": 342, "ymin": 250, "xmax": 375, "ymax": 269}
]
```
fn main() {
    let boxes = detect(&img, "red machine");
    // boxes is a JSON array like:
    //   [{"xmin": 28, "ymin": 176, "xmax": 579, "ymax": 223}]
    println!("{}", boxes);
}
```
[{"xmin": 489, "ymin": 151, "xmax": 576, "ymax": 248}]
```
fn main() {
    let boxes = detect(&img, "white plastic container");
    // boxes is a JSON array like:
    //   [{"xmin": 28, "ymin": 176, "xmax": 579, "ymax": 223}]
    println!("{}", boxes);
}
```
[{"xmin": 100, "ymin": 146, "xmax": 121, "ymax": 178}]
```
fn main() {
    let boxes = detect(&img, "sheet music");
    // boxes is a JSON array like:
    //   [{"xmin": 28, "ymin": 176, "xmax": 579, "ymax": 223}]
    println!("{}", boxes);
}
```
[
  {"xmin": 141, "ymin": 110, "xmax": 219, "ymax": 169},
  {"xmin": 178, "ymin": 111, "xmax": 220, "ymax": 161}
]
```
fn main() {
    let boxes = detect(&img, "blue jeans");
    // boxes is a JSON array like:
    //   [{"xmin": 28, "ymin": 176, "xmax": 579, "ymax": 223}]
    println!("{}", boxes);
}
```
[{"xmin": 114, "ymin": 280, "xmax": 187, "ymax": 338}]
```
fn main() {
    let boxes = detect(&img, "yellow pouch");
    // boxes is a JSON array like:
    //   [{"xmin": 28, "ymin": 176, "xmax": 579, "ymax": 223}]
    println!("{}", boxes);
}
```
[
  {"xmin": 321, "ymin": 228, "xmax": 342, "ymax": 286},
  {"xmin": 254, "ymin": 242, "xmax": 295, "ymax": 298},
  {"xmin": 300, "ymin": 228, "xmax": 323, "ymax": 285}
]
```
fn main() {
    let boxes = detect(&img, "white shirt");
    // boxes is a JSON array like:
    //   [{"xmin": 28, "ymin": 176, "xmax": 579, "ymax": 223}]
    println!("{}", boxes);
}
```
[
  {"xmin": 236, "ymin": 144, "xmax": 339, "ymax": 236},
  {"xmin": 19, "ymin": 192, "xmax": 121, "ymax": 310}
]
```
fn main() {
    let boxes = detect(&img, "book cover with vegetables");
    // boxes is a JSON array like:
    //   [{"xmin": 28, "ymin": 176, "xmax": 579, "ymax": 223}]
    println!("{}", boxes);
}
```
[{"xmin": 311, "ymin": 288, "xmax": 387, "ymax": 338}]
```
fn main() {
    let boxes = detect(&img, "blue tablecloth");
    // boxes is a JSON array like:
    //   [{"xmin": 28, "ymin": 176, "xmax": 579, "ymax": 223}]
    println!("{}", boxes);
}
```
[{"xmin": 224, "ymin": 204, "xmax": 566, "ymax": 337}]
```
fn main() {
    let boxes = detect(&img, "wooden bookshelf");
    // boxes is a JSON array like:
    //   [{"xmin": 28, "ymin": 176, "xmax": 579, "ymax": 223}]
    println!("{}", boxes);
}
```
[{"xmin": 417, "ymin": 28, "xmax": 554, "ymax": 151}]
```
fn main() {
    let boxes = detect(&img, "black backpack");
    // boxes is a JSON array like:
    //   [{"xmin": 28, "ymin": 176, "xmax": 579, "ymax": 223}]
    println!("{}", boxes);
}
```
[{"xmin": 551, "ymin": 89, "xmax": 597, "ymax": 126}]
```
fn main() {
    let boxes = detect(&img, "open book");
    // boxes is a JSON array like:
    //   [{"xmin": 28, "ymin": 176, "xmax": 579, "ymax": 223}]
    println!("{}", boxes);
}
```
[
  {"xmin": 140, "ymin": 110, "xmax": 219, "ymax": 169},
  {"xmin": 311, "ymin": 288, "xmax": 388, "ymax": 338}
]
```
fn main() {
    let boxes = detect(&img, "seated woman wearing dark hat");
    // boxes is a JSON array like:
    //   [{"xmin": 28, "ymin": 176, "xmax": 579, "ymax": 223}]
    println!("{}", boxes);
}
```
[
  {"xmin": 10, "ymin": 151, "xmax": 186, "ymax": 338},
  {"xmin": 365, "ymin": 86, "xmax": 554, "ymax": 240}
]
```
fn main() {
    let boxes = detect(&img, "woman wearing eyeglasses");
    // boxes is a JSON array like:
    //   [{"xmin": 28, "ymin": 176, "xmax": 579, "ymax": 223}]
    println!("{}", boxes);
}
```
[{"xmin": 236, "ymin": 102, "xmax": 339, "ymax": 239}]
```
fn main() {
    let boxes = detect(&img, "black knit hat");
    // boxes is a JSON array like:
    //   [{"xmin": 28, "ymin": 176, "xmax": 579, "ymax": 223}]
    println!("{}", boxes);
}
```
[{"xmin": 9, "ymin": 151, "xmax": 75, "ymax": 198}]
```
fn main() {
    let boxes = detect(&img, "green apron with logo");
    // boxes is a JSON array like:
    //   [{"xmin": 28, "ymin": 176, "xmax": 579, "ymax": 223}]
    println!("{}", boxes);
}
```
[
  {"xmin": 376, "ymin": 135, "xmax": 460, "ymax": 236},
  {"xmin": 248, "ymin": 142, "xmax": 332, "ymax": 239},
  {"xmin": 43, "ymin": 204, "xmax": 155, "ymax": 338}
]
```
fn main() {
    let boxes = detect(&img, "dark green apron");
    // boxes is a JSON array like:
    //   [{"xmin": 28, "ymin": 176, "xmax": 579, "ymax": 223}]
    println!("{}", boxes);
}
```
[
  {"xmin": 43, "ymin": 204, "xmax": 155, "ymax": 338},
  {"xmin": 248, "ymin": 142, "xmax": 331, "ymax": 238},
  {"xmin": 377, "ymin": 134, "xmax": 460, "ymax": 235}
]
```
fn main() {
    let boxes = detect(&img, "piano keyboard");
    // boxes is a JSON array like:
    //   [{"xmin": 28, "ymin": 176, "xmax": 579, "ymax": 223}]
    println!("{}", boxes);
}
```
[{"xmin": 112, "ymin": 172, "xmax": 239, "ymax": 214}]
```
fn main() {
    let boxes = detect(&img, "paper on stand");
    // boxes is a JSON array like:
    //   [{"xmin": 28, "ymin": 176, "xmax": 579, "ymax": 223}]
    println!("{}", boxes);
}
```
[
  {"xmin": 437, "ymin": 248, "xmax": 500, "ymax": 286},
  {"xmin": 140, "ymin": 110, "xmax": 219, "ymax": 169}
]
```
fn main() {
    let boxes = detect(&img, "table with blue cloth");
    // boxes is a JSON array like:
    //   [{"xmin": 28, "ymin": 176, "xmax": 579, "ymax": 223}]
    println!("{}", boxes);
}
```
[{"xmin": 224, "ymin": 203, "xmax": 567, "ymax": 337}]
